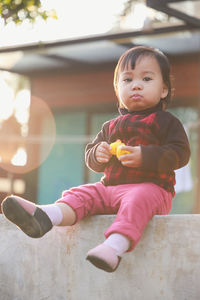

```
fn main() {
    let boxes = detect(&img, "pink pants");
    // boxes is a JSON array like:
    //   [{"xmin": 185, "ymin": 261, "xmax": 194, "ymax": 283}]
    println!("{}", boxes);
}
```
[{"xmin": 56, "ymin": 182, "xmax": 172, "ymax": 251}]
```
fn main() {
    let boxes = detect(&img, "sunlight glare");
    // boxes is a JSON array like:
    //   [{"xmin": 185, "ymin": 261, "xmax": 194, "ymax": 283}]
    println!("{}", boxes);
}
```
[
  {"xmin": 0, "ymin": 0, "xmax": 126, "ymax": 46},
  {"xmin": 14, "ymin": 89, "xmax": 30, "ymax": 126},
  {"xmin": 0, "ymin": 79, "xmax": 14, "ymax": 121},
  {"xmin": 11, "ymin": 147, "xmax": 27, "ymax": 166},
  {"xmin": 121, "ymin": 3, "xmax": 150, "ymax": 30}
]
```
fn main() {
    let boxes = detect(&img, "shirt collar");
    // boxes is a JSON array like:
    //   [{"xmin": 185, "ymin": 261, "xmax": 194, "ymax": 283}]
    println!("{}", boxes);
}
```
[{"xmin": 118, "ymin": 101, "xmax": 163, "ymax": 116}]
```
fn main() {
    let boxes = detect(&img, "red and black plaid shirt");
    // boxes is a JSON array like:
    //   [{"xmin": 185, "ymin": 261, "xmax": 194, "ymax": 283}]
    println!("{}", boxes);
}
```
[{"xmin": 85, "ymin": 103, "xmax": 190, "ymax": 196}]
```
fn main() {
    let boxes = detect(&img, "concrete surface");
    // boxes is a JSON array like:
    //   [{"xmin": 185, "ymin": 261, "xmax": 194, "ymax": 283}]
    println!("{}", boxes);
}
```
[{"xmin": 0, "ymin": 214, "xmax": 200, "ymax": 300}]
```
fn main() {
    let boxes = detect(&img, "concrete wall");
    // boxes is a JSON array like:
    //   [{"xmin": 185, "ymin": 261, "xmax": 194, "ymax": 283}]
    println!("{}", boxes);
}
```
[{"xmin": 0, "ymin": 214, "xmax": 200, "ymax": 300}]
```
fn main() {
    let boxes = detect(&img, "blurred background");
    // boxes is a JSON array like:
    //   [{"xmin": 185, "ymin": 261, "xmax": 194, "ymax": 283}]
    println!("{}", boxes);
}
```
[{"xmin": 0, "ymin": 0, "xmax": 199, "ymax": 214}]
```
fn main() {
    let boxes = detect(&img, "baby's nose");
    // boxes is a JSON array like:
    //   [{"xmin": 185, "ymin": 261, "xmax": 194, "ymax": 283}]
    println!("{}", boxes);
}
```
[{"xmin": 132, "ymin": 81, "xmax": 142, "ymax": 89}]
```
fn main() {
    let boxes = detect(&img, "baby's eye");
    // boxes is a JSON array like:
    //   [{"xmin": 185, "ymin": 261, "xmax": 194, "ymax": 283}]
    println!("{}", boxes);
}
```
[
  {"xmin": 123, "ymin": 78, "xmax": 132, "ymax": 82},
  {"xmin": 143, "ymin": 76, "xmax": 152, "ymax": 82}
]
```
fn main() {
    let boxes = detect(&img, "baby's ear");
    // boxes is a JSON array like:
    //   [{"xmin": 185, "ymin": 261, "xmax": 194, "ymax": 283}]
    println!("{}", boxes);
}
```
[{"xmin": 161, "ymin": 84, "xmax": 168, "ymax": 99}]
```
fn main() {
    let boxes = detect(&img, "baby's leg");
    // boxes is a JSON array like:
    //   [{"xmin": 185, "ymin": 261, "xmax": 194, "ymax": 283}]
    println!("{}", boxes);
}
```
[
  {"xmin": 1, "ymin": 182, "xmax": 108, "ymax": 238},
  {"xmin": 1, "ymin": 195, "xmax": 76, "ymax": 238},
  {"xmin": 54, "ymin": 202, "xmax": 76, "ymax": 226},
  {"xmin": 1, "ymin": 195, "xmax": 55, "ymax": 238},
  {"xmin": 104, "ymin": 183, "xmax": 172, "ymax": 252},
  {"xmin": 86, "ymin": 183, "xmax": 172, "ymax": 272}
]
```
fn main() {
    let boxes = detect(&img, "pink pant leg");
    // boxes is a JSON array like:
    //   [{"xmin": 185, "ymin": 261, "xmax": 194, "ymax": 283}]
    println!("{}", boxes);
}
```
[
  {"xmin": 56, "ymin": 182, "xmax": 112, "ymax": 223},
  {"xmin": 104, "ymin": 183, "xmax": 172, "ymax": 251}
]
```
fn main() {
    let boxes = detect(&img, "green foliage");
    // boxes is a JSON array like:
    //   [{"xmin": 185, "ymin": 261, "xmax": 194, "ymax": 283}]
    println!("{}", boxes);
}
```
[{"xmin": 0, "ymin": 0, "xmax": 57, "ymax": 24}]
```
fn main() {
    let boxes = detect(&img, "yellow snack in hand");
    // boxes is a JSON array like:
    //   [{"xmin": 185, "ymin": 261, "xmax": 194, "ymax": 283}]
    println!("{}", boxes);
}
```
[
  {"xmin": 109, "ymin": 140, "xmax": 122, "ymax": 155},
  {"xmin": 110, "ymin": 140, "xmax": 130, "ymax": 158},
  {"xmin": 116, "ymin": 144, "xmax": 130, "ymax": 158}
]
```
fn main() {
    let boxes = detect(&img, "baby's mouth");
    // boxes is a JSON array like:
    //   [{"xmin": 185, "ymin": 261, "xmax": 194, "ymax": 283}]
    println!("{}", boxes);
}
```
[{"xmin": 130, "ymin": 94, "xmax": 142, "ymax": 101}]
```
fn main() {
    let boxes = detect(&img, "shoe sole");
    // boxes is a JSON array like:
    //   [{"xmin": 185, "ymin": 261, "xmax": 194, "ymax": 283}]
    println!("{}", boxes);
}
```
[
  {"xmin": 2, "ymin": 197, "xmax": 46, "ymax": 238},
  {"xmin": 86, "ymin": 255, "xmax": 121, "ymax": 273}
]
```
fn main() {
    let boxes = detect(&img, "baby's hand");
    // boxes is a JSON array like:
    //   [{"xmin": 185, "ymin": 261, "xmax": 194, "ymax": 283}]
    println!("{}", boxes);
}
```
[
  {"xmin": 110, "ymin": 140, "xmax": 130, "ymax": 158},
  {"xmin": 95, "ymin": 142, "xmax": 112, "ymax": 164},
  {"xmin": 118, "ymin": 145, "xmax": 142, "ymax": 168}
]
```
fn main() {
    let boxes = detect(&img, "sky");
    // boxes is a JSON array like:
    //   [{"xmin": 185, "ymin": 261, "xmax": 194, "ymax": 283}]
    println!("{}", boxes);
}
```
[
  {"xmin": 0, "ymin": 0, "xmax": 126, "ymax": 47},
  {"xmin": 0, "ymin": 0, "xmax": 149, "ymax": 47}
]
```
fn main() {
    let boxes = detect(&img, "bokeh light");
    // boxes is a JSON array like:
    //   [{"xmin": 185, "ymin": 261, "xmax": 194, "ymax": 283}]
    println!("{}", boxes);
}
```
[
  {"xmin": 0, "ymin": 93, "xmax": 56, "ymax": 174},
  {"xmin": 0, "ymin": 79, "xmax": 14, "ymax": 121}
]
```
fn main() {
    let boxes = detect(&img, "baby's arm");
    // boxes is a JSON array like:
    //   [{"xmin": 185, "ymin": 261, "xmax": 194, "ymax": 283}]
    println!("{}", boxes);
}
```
[
  {"xmin": 140, "ymin": 114, "xmax": 190, "ymax": 173},
  {"xmin": 85, "ymin": 121, "xmax": 111, "ymax": 172}
]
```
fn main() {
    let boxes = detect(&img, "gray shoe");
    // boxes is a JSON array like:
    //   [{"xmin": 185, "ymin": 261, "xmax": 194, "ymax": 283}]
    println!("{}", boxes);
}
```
[{"xmin": 1, "ymin": 196, "xmax": 53, "ymax": 238}]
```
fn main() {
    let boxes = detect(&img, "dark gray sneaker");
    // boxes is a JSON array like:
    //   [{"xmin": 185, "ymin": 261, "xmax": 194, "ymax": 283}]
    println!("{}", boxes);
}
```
[{"xmin": 1, "ymin": 196, "xmax": 53, "ymax": 238}]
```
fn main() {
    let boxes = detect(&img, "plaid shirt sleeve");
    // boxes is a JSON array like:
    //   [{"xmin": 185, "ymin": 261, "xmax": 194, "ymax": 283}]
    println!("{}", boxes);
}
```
[
  {"xmin": 141, "ymin": 111, "xmax": 190, "ymax": 173},
  {"xmin": 85, "ymin": 121, "xmax": 110, "ymax": 173}
]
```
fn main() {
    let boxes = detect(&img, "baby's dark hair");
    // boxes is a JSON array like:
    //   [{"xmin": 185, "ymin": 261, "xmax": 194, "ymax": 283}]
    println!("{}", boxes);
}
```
[{"xmin": 113, "ymin": 46, "xmax": 172, "ymax": 109}]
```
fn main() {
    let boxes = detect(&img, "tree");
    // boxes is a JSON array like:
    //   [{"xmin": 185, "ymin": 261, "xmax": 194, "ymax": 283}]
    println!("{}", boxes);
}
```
[{"xmin": 0, "ymin": 0, "xmax": 57, "ymax": 24}]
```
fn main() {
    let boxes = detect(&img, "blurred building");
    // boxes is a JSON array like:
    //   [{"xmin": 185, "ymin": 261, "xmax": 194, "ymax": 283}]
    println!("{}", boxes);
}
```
[{"xmin": 0, "ymin": 0, "xmax": 199, "ymax": 213}]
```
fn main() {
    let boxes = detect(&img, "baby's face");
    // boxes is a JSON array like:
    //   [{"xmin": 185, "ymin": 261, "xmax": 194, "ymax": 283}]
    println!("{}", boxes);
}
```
[{"xmin": 117, "ymin": 55, "xmax": 168, "ymax": 112}]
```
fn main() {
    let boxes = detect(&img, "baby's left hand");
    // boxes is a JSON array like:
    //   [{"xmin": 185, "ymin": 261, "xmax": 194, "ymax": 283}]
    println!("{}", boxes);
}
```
[{"xmin": 117, "ymin": 145, "xmax": 142, "ymax": 168}]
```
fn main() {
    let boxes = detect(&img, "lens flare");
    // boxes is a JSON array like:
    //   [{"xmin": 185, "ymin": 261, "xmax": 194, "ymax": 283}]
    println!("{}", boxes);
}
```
[{"xmin": 0, "ymin": 96, "xmax": 56, "ymax": 174}]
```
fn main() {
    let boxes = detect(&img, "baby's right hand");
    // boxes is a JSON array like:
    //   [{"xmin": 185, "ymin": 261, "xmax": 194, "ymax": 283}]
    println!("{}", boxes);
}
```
[{"xmin": 95, "ymin": 142, "xmax": 112, "ymax": 164}]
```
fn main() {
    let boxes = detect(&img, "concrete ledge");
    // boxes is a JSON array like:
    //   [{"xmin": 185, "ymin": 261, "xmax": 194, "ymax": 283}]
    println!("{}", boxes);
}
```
[{"xmin": 0, "ymin": 214, "xmax": 200, "ymax": 300}]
